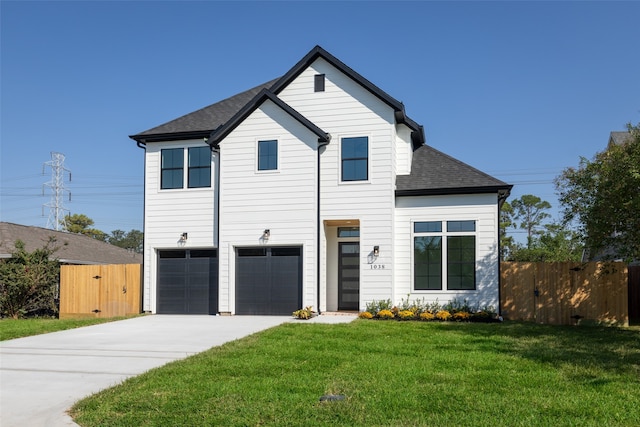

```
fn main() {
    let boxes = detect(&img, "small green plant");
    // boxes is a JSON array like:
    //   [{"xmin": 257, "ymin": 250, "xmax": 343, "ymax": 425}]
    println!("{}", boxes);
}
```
[
  {"xmin": 292, "ymin": 306, "xmax": 314, "ymax": 320},
  {"xmin": 358, "ymin": 311, "xmax": 373, "ymax": 319},
  {"xmin": 377, "ymin": 309, "xmax": 394, "ymax": 319},
  {"xmin": 365, "ymin": 299, "xmax": 393, "ymax": 316}
]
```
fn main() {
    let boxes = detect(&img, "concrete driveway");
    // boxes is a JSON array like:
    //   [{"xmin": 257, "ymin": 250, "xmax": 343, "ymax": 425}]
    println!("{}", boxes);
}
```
[{"xmin": 0, "ymin": 314, "xmax": 355, "ymax": 427}]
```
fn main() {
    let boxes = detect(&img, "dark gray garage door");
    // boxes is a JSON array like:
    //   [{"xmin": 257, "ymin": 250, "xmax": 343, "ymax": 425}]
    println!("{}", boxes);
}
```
[
  {"xmin": 236, "ymin": 247, "xmax": 302, "ymax": 315},
  {"xmin": 157, "ymin": 249, "xmax": 218, "ymax": 314}
]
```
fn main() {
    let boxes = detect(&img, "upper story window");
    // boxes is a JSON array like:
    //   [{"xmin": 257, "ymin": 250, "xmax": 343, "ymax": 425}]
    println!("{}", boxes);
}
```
[
  {"xmin": 341, "ymin": 136, "xmax": 368, "ymax": 182},
  {"xmin": 161, "ymin": 147, "xmax": 211, "ymax": 190},
  {"xmin": 188, "ymin": 147, "xmax": 211, "ymax": 188},
  {"xmin": 161, "ymin": 148, "xmax": 184, "ymax": 189},
  {"xmin": 258, "ymin": 140, "xmax": 278, "ymax": 171},
  {"xmin": 314, "ymin": 74, "xmax": 325, "ymax": 92}
]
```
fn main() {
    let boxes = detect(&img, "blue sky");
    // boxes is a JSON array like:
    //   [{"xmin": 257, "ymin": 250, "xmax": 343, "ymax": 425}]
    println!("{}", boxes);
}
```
[{"xmin": 1, "ymin": 1, "xmax": 639, "ymax": 239}]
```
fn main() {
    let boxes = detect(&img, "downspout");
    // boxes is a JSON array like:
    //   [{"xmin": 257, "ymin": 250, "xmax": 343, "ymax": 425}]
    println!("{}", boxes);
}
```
[
  {"xmin": 135, "ymin": 140, "xmax": 147, "ymax": 312},
  {"xmin": 317, "ymin": 144, "xmax": 322, "ymax": 314},
  {"xmin": 497, "ymin": 190, "xmax": 509, "ymax": 318}
]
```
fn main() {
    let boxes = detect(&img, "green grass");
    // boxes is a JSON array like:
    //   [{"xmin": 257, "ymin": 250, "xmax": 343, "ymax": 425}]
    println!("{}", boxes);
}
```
[
  {"xmin": 0, "ymin": 316, "xmax": 140, "ymax": 341},
  {"xmin": 70, "ymin": 320, "xmax": 640, "ymax": 427}
]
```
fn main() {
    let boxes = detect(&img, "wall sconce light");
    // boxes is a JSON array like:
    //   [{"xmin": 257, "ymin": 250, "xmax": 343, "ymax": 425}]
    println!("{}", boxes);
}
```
[
  {"xmin": 262, "ymin": 229, "xmax": 270, "ymax": 241},
  {"xmin": 373, "ymin": 245, "xmax": 379, "ymax": 257},
  {"xmin": 179, "ymin": 233, "xmax": 188, "ymax": 242}
]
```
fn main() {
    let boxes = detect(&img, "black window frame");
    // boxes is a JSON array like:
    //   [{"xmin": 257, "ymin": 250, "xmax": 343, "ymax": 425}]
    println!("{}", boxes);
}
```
[
  {"xmin": 341, "ymin": 136, "xmax": 368, "ymax": 182},
  {"xmin": 413, "ymin": 220, "xmax": 477, "ymax": 291},
  {"xmin": 187, "ymin": 146, "xmax": 212, "ymax": 188},
  {"xmin": 258, "ymin": 140, "xmax": 278, "ymax": 171},
  {"xmin": 161, "ymin": 148, "xmax": 184, "ymax": 190}
]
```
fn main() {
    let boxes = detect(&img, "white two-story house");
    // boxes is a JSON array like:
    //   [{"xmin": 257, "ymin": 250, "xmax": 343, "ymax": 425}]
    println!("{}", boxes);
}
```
[{"xmin": 130, "ymin": 46, "xmax": 511, "ymax": 315}]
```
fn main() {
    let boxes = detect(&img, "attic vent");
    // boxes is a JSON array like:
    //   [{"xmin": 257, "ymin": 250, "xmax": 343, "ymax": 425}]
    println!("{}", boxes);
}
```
[{"xmin": 314, "ymin": 74, "xmax": 325, "ymax": 92}]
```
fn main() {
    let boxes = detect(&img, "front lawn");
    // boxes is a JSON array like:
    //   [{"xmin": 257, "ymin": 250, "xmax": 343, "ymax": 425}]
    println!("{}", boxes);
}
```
[{"xmin": 71, "ymin": 321, "xmax": 640, "ymax": 427}]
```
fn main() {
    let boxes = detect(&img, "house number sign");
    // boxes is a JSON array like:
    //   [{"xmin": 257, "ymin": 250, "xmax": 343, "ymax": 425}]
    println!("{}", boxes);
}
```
[{"xmin": 370, "ymin": 264, "xmax": 387, "ymax": 270}]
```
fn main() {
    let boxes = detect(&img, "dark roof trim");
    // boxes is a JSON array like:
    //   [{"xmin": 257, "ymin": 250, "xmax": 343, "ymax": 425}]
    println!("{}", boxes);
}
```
[
  {"xmin": 207, "ymin": 89, "xmax": 330, "ymax": 148},
  {"xmin": 270, "ymin": 45, "xmax": 424, "ymax": 149},
  {"xmin": 396, "ymin": 185, "xmax": 513, "ymax": 197},
  {"xmin": 130, "ymin": 130, "xmax": 213, "ymax": 144}
]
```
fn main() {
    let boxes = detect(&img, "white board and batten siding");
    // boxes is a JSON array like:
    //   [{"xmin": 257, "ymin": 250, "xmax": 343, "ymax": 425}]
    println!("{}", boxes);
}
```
[
  {"xmin": 394, "ymin": 194, "xmax": 500, "ymax": 310},
  {"xmin": 217, "ymin": 101, "xmax": 319, "ymax": 313},
  {"xmin": 142, "ymin": 140, "xmax": 217, "ymax": 312}
]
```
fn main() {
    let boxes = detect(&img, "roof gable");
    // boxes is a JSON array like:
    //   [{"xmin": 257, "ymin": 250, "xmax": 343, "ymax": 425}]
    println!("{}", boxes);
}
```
[
  {"xmin": 207, "ymin": 89, "xmax": 330, "ymax": 148},
  {"xmin": 270, "ymin": 45, "xmax": 424, "ymax": 148},
  {"xmin": 395, "ymin": 144, "xmax": 512, "ymax": 197}
]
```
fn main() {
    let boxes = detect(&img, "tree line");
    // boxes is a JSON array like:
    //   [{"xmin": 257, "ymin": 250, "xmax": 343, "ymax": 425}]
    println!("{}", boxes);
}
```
[
  {"xmin": 502, "ymin": 123, "xmax": 639, "ymax": 263},
  {"xmin": 61, "ymin": 214, "xmax": 143, "ymax": 254}
]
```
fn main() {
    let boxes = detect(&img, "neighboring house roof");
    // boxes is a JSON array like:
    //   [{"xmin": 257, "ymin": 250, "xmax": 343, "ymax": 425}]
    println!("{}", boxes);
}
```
[
  {"xmin": 0, "ymin": 222, "xmax": 142, "ymax": 265},
  {"xmin": 395, "ymin": 144, "xmax": 512, "ymax": 197},
  {"xmin": 609, "ymin": 131, "xmax": 632, "ymax": 147}
]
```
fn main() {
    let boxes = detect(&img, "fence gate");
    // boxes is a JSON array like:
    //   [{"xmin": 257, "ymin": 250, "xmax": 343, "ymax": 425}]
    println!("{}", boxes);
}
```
[
  {"xmin": 501, "ymin": 262, "xmax": 629, "ymax": 326},
  {"xmin": 59, "ymin": 264, "xmax": 142, "ymax": 319}
]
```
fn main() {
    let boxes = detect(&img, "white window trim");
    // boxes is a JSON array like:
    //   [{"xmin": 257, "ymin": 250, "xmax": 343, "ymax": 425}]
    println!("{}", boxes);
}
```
[
  {"xmin": 411, "ymin": 219, "xmax": 479, "ymax": 292},
  {"xmin": 255, "ymin": 137, "xmax": 280, "ymax": 174},
  {"xmin": 338, "ymin": 134, "xmax": 371, "ymax": 185}
]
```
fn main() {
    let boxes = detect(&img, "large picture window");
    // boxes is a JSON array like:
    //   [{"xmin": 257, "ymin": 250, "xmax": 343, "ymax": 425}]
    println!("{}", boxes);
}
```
[
  {"xmin": 258, "ymin": 140, "xmax": 278, "ymax": 171},
  {"xmin": 413, "ymin": 220, "xmax": 476, "ymax": 291},
  {"xmin": 341, "ymin": 136, "xmax": 368, "ymax": 181},
  {"xmin": 161, "ymin": 148, "xmax": 184, "ymax": 189},
  {"xmin": 188, "ymin": 147, "xmax": 211, "ymax": 188}
]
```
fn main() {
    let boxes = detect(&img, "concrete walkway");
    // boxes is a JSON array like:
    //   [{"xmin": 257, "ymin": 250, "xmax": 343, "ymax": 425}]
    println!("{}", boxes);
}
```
[{"xmin": 0, "ymin": 314, "xmax": 356, "ymax": 427}]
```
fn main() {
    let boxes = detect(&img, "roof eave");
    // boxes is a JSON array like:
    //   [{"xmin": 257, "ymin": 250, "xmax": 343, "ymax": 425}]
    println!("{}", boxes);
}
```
[
  {"xmin": 129, "ymin": 130, "xmax": 213, "ymax": 144},
  {"xmin": 395, "ymin": 185, "xmax": 513, "ymax": 197}
]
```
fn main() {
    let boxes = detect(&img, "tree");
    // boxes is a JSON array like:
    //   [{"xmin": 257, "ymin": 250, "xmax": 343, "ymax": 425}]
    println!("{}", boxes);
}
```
[
  {"xmin": 507, "ymin": 222, "xmax": 582, "ymax": 262},
  {"xmin": 108, "ymin": 229, "xmax": 143, "ymax": 253},
  {"xmin": 0, "ymin": 239, "xmax": 60, "ymax": 318},
  {"xmin": 511, "ymin": 194, "xmax": 551, "ymax": 248},
  {"xmin": 555, "ymin": 123, "xmax": 640, "ymax": 262},
  {"xmin": 62, "ymin": 214, "xmax": 106, "ymax": 241},
  {"xmin": 499, "ymin": 201, "xmax": 515, "ymax": 260}
]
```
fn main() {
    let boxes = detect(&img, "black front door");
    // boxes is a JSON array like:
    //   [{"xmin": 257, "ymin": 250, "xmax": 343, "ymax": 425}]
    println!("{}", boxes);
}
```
[{"xmin": 338, "ymin": 242, "xmax": 360, "ymax": 310}]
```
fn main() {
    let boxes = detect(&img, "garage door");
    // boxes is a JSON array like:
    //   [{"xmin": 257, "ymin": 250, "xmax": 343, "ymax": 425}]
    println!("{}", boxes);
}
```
[
  {"xmin": 236, "ymin": 247, "xmax": 302, "ymax": 315},
  {"xmin": 157, "ymin": 249, "xmax": 218, "ymax": 314}
]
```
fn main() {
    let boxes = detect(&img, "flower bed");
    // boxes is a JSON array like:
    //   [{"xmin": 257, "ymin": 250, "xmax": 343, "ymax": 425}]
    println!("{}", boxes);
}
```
[{"xmin": 360, "ymin": 298, "xmax": 502, "ymax": 323}]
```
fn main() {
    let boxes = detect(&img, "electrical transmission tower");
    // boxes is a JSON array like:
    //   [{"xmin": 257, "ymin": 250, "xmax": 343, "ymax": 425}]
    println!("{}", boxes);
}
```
[{"xmin": 43, "ymin": 152, "xmax": 71, "ymax": 231}]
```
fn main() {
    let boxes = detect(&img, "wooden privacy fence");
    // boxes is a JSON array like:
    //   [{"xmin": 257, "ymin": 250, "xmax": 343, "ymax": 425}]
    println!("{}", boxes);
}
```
[
  {"xmin": 59, "ymin": 264, "xmax": 142, "ymax": 319},
  {"xmin": 501, "ymin": 262, "xmax": 629, "ymax": 326}
]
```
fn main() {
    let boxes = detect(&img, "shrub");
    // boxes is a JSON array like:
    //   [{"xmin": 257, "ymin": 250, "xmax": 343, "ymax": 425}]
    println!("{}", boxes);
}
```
[
  {"xmin": 377, "ymin": 309, "xmax": 395, "ymax": 320},
  {"xmin": 453, "ymin": 311, "xmax": 471, "ymax": 321},
  {"xmin": 397, "ymin": 310, "xmax": 416, "ymax": 320},
  {"xmin": 435, "ymin": 310, "xmax": 452, "ymax": 321},
  {"xmin": 358, "ymin": 311, "xmax": 373, "ymax": 319},
  {"xmin": 365, "ymin": 299, "xmax": 393, "ymax": 316},
  {"xmin": 292, "ymin": 306, "xmax": 314, "ymax": 320},
  {"xmin": 419, "ymin": 312, "xmax": 435, "ymax": 321},
  {"xmin": 0, "ymin": 239, "xmax": 60, "ymax": 319}
]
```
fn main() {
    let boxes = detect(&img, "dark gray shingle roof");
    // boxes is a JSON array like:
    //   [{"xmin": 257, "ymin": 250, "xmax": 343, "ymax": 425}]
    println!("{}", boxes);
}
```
[
  {"xmin": 609, "ymin": 131, "xmax": 631, "ymax": 146},
  {"xmin": 0, "ymin": 222, "xmax": 142, "ymax": 265},
  {"xmin": 396, "ymin": 144, "xmax": 512, "ymax": 196},
  {"xmin": 130, "ymin": 79, "xmax": 279, "ymax": 142}
]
